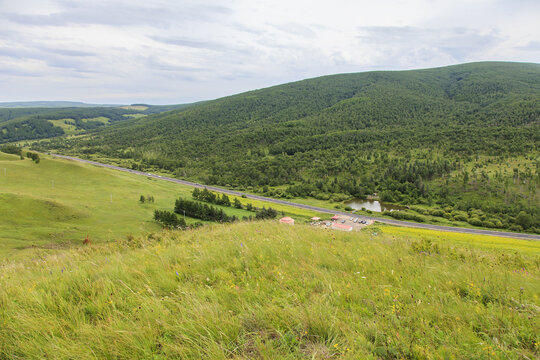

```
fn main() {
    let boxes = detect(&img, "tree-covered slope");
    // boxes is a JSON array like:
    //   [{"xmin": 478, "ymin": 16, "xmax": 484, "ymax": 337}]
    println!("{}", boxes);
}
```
[
  {"xmin": 35, "ymin": 62, "xmax": 540, "ymax": 233},
  {"xmin": 42, "ymin": 62, "xmax": 539, "ymax": 158}
]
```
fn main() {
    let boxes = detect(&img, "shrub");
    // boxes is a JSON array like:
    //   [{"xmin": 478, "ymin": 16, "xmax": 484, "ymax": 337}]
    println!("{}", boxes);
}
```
[
  {"xmin": 482, "ymin": 221, "xmax": 495, "ymax": 228},
  {"xmin": 468, "ymin": 217, "xmax": 483, "ymax": 227},
  {"xmin": 429, "ymin": 209, "xmax": 445, "ymax": 217},
  {"xmin": 509, "ymin": 224, "xmax": 524, "ymax": 232},
  {"xmin": 0, "ymin": 145, "xmax": 22, "ymax": 156},
  {"xmin": 255, "ymin": 207, "xmax": 278, "ymax": 220},
  {"xmin": 153, "ymin": 210, "xmax": 186, "ymax": 228},
  {"xmin": 515, "ymin": 211, "xmax": 533, "ymax": 229},
  {"xmin": 26, "ymin": 152, "xmax": 40, "ymax": 163},
  {"xmin": 383, "ymin": 211, "xmax": 425, "ymax": 222}
]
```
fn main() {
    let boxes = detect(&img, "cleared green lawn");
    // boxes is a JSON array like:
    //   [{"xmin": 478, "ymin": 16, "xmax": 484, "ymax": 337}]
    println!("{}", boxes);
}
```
[{"xmin": 0, "ymin": 153, "xmax": 322, "ymax": 259}]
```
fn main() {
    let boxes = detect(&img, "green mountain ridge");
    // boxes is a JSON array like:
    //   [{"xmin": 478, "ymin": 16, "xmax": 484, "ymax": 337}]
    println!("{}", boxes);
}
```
[{"xmin": 33, "ymin": 61, "xmax": 540, "ymax": 233}]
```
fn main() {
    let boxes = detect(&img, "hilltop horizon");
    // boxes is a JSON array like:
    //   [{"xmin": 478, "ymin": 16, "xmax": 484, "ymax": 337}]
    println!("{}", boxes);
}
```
[{"xmin": 3, "ymin": 61, "xmax": 539, "ymax": 106}]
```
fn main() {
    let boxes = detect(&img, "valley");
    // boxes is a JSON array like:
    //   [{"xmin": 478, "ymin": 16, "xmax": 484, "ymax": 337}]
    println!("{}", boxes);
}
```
[
  {"xmin": 48, "ymin": 153, "xmax": 540, "ymax": 241},
  {"xmin": 28, "ymin": 62, "xmax": 540, "ymax": 235}
]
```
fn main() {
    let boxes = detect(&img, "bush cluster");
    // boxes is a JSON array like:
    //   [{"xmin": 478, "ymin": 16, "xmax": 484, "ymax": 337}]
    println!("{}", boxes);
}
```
[
  {"xmin": 153, "ymin": 210, "xmax": 186, "ymax": 229},
  {"xmin": 174, "ymin": 198, "xmax": 237, "ymax": 223}
]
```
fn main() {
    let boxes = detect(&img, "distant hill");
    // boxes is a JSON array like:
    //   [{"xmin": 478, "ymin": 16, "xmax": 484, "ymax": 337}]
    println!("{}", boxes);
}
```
[
  {"xmin": 0, "ymin": 103, "xmax": 194, "ymax": 143},
  {"xmin": 34, "ymin": 62, "xmax": 540, "ymax": 233},
  {"xmin": 0, "ymin": 101, "xmax": 120, "ymax": 108},
  {"xmin": 41, "ymin": 61, "xmax": 539, "ymax": 169}
]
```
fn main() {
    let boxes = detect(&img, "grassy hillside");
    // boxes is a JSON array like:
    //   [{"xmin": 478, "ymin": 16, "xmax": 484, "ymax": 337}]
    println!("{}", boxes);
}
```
[
  {"xmin": 0, "ymin": 153, "xmax": 322, "ymax": 259},
  {"xmin": 0, "ymin": 222, "xmax": 538, "ymax": 359},
  {"xmin": 34, "ymin": 62, "xmax": 540, "ymax": 233}
]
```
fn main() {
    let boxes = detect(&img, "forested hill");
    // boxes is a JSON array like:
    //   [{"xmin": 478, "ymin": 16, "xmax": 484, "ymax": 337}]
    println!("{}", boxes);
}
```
[
  {"xmin": 41, "ymin": 62, "xmax": 539, "ymax": 164},
  {"xmin": 34, "ymin": 62, "xmax": 540, "ymax": 232},
  {"xmin": 0, "ymin": 104, "xmax": 193, "ymax": 143}
]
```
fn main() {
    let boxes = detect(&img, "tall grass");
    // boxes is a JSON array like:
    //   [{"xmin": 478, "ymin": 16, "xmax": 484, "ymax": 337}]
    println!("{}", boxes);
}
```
[{"xmin": 1, "ymin": 222, "xmax": 538, "ymax": 359}]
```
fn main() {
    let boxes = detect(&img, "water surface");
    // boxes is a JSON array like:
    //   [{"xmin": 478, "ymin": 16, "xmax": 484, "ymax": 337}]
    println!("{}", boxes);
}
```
[{"xmin": 344, "ymin": 199, "xmax": 406, "ymax": 212}]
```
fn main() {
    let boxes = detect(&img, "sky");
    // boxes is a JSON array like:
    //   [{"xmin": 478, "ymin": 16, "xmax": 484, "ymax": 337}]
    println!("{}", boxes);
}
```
[{"xmin": 0, "ymin": 0, "xmax": 539, "ymax": 104}]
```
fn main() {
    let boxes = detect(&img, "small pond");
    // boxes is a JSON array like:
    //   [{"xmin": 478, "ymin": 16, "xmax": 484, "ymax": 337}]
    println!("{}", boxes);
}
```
[{"xmin": 344, "ymin": 199, "xmax": 407, "ymax": 212}]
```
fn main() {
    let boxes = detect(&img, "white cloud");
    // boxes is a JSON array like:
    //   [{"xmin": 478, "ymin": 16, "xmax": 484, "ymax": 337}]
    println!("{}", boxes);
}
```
[{"xmin": 0, "ymin": 0, "xmax": 538, "ymax": 104}]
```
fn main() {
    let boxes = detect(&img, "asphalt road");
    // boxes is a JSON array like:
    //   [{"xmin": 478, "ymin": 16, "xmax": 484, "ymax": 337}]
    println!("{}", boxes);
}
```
[{"xmin": 50, "ymin": 153, "xmax": 540, "ymax": 241}]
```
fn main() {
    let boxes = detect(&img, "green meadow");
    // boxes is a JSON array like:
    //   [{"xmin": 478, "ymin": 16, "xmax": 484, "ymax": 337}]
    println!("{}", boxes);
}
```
[
  {"xmin": 1, "ymin": 150, "xmax": 539, "ymax": 359},
  {"xmin": 0, "ymin": 152, "xmax": 323, "ymax": 259},
  {"xmin": 0, "ymin": 222, "xmax": 538, "ymax": 359}
]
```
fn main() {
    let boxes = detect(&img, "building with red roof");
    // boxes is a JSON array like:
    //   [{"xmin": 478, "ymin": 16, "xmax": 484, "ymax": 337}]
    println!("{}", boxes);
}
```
[
  {"xmin": 279, "ymin": 217, "xmax": 295, "ymax": 225},
  {"xmin": 331, "ymin": 223, "xmax": 353, "ymax": 231}
]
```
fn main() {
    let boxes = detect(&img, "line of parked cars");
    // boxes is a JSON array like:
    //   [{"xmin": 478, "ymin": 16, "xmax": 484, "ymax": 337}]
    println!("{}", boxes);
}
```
[{"xmin": 341, "ymin": 217, "xmax": 367, "ymax": 224}]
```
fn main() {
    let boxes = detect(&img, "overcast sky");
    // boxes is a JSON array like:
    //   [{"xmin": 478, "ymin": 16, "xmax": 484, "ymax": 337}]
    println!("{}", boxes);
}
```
[{"xmin": 1, "ymin": 0, "xmax": 539, "ymax": 104}]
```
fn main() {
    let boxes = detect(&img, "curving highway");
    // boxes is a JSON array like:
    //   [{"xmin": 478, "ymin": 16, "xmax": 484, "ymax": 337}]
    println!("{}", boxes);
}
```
[{"xmin": 50, "ymin": 153, "xmax": 540, "ymax": 241}]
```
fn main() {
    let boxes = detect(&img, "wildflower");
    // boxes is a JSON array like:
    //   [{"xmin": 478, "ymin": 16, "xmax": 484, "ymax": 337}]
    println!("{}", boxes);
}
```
[{"xmin": 384, "ymin": 288, "xmax": 390, "ymax": 296}]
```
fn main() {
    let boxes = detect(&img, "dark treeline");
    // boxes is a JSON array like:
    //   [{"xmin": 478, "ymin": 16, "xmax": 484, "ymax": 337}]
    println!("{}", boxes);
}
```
[
  {"xmin": 0, "ymin": 118, "xmax": 64, "ymax": 142},
  {"xmin": 174, "ymin": 198, "xmax": 237, "ymax": 223},
  {"xmin": 0, "ymin": 145, "xmax": 22, "ymax": 156},
  {"xmin": 0, "ymin": 145, "xmax": 40, "ymax": 163},
  {"xmin": 191, "ymin": 187, "xmax": 278, "ymax": 220},
  {"xmin": 192, "ymin": 188, "xmax": 231, "ymax": 206},
  {"xmin": 255, "ymin": 207, "xmax": 278, "ymax": 220},
  {"xmin": 153, "ymin": 210, "xmax": 186, "ymax": 228}
]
